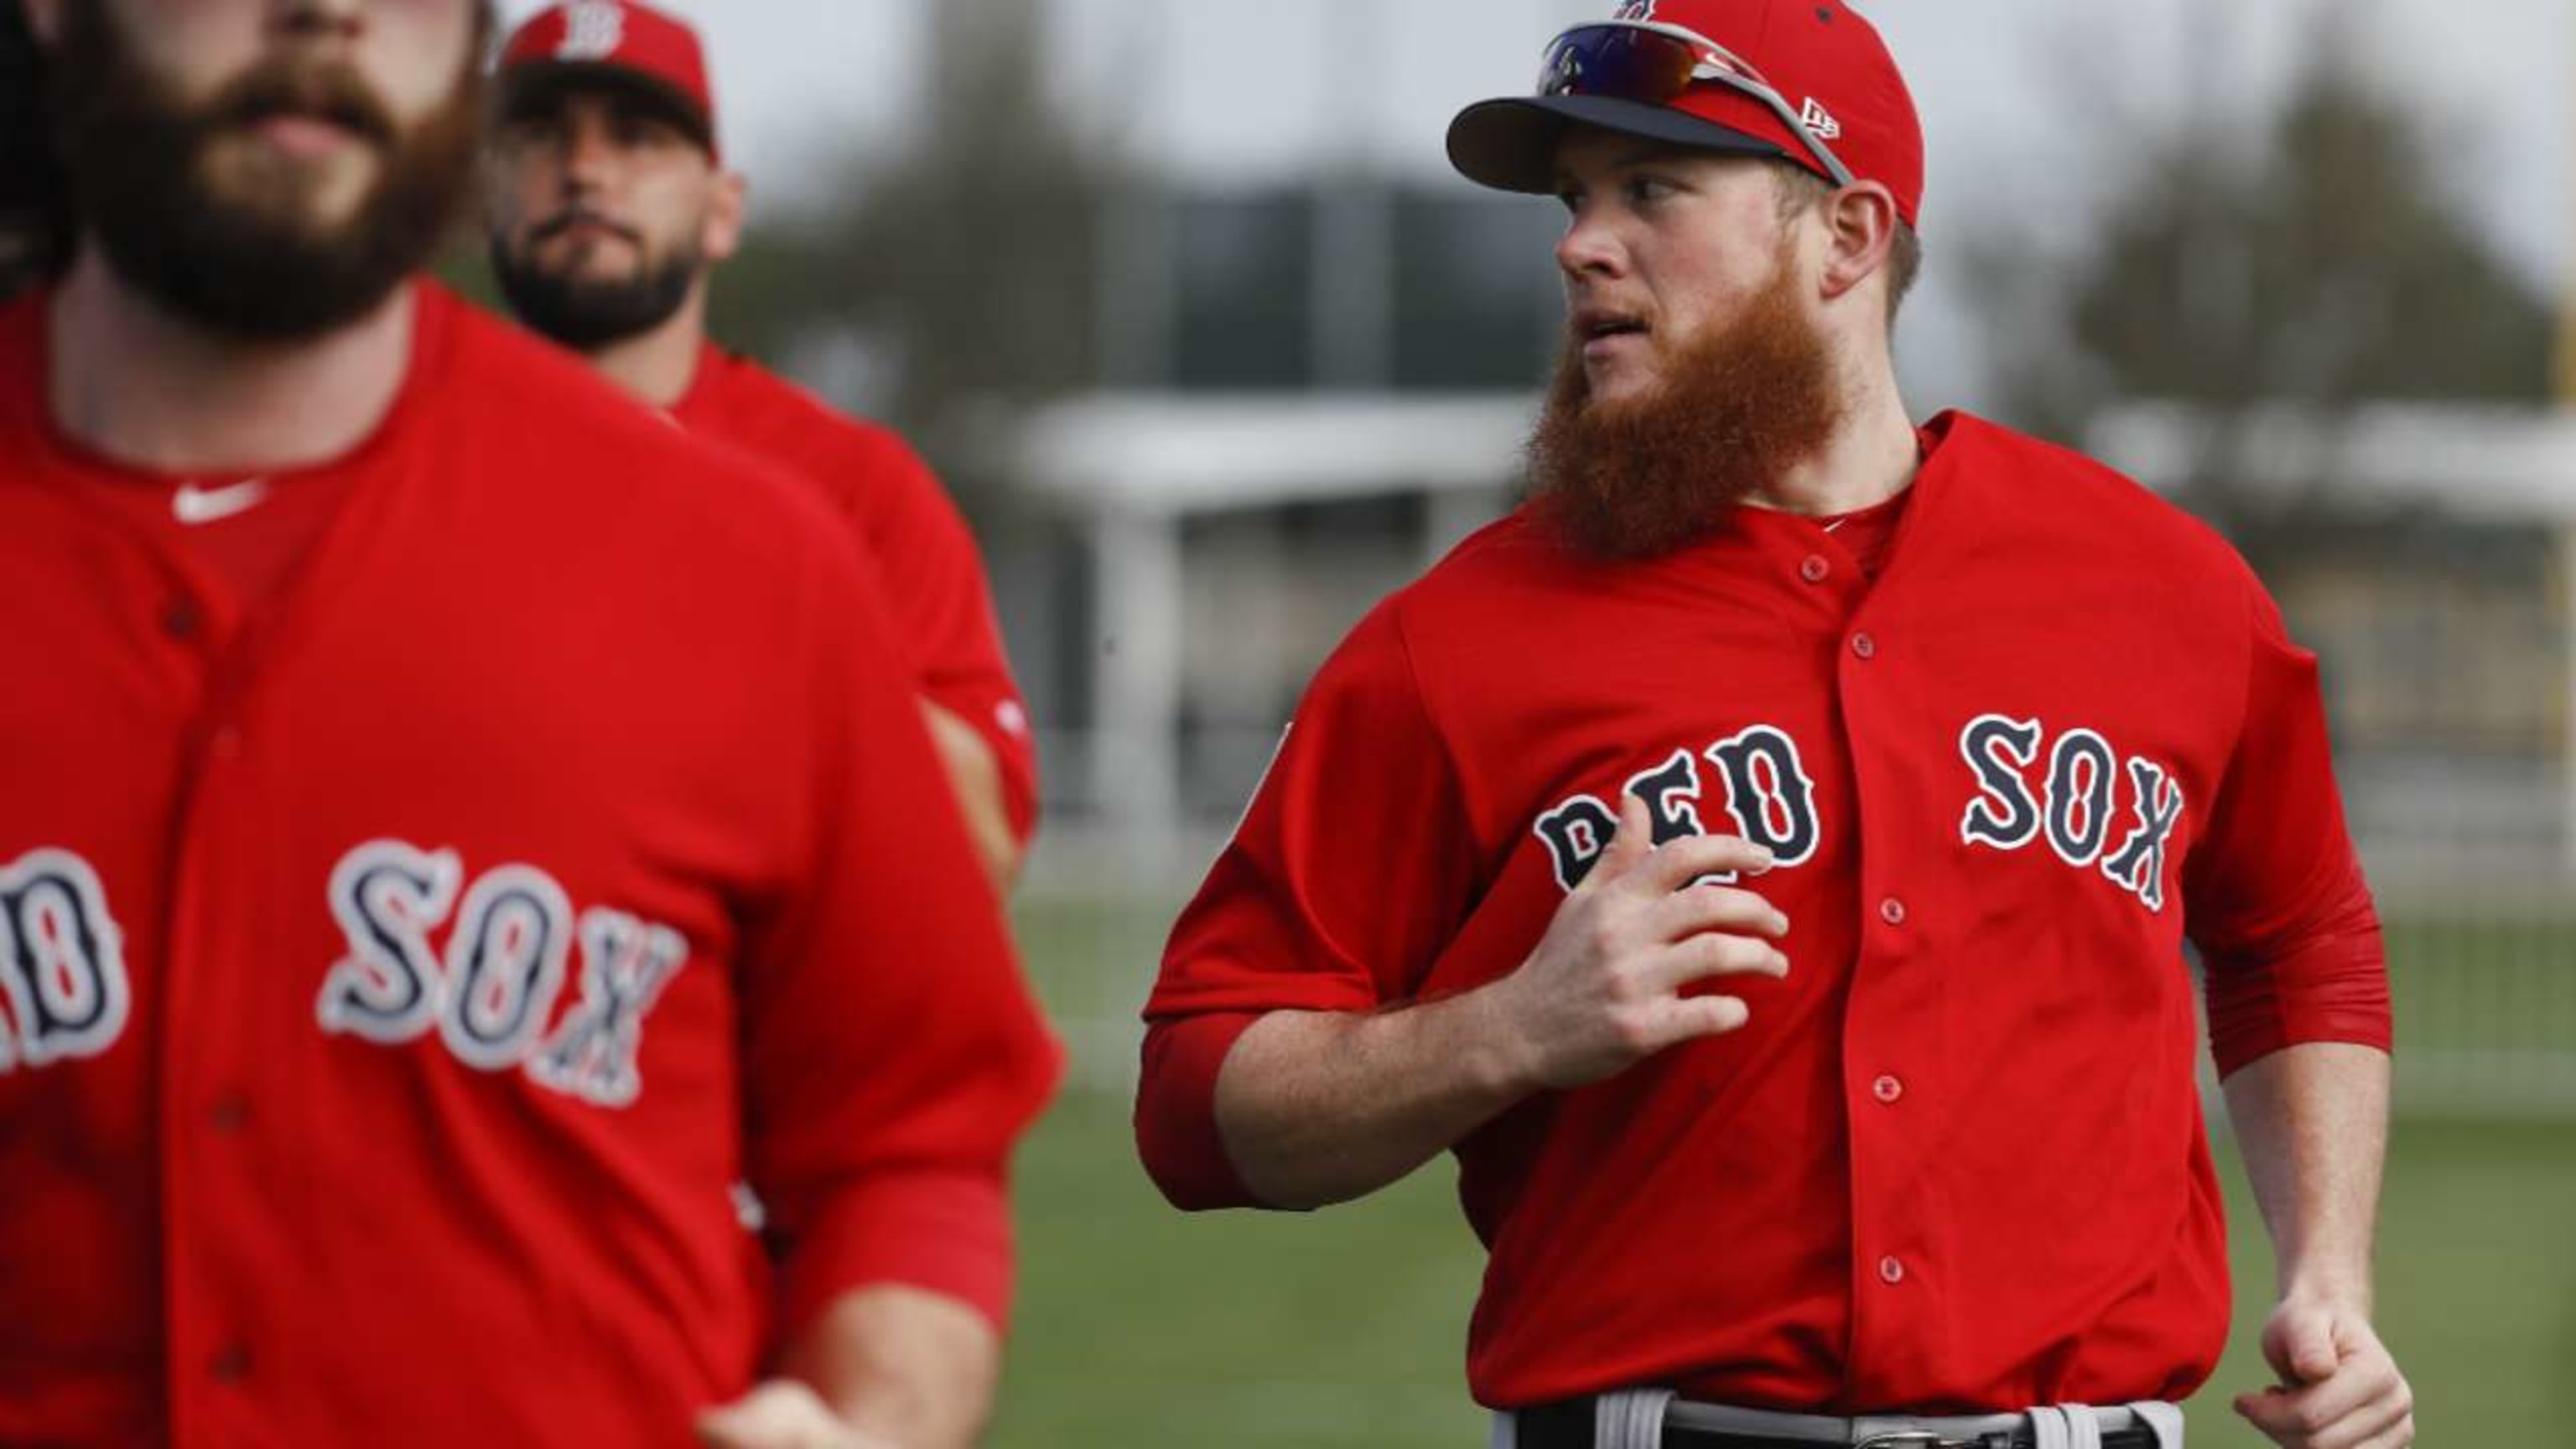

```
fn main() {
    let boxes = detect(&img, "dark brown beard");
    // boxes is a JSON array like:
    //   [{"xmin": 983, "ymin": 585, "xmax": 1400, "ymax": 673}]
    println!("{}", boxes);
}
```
[
  {"xmin": 1526, "ymin": 251, "xmax": 1849, "ymax": 560},
  {"xmin": 47, "ymin": 0, "xmax": 486, "ymax": 341}
]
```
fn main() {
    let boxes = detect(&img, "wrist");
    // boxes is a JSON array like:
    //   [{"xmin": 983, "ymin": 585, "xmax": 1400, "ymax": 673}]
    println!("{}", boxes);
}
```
[
  {"xmin": 1455, "ymin": 974, "xmax": 1547, "ymax": 1103},
  {"xmin": 2275, "ymin": 1270, "xmax": 2373, "ymax": 1317}
]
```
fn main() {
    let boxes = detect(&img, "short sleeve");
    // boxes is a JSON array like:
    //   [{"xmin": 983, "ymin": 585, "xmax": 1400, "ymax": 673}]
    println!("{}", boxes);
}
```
[
  {"xmin": 1134, "ymin": 600, "xmax": 1481, "ymax": 1208},
  {"xmin": 2183, "ymin": 581, "xmax": 2392, "ymax": 1077},
  {"xmin": 841, "ymin": 432, "xmax": 1041, "ymax": 843}
]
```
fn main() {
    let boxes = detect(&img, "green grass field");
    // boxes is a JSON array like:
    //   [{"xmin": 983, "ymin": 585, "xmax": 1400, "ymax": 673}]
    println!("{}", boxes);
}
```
[{"xmin": 992, "ymin": 898, "xmax": 2576, "ymax": 1446}]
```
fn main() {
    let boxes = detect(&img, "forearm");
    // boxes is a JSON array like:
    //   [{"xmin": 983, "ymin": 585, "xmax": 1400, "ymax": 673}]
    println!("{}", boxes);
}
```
[
  {"xmin": 786, "ymin": 1282, "xmax": 1001, "ymax": 1449},
  {"xmin": 2221, "ymin": 1041, "xmax": 2391, "ymax": 1306},
  {"xmin": 920, "ymin": 699, "xmax": 1024, "ymax": 891},
  {"xmin": 1214, "ymin": 992, "xmax": 1537, "ymax": 1210}
]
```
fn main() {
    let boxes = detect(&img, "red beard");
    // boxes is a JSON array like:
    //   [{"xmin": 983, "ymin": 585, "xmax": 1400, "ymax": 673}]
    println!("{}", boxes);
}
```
[{"xmin": 1527, "ymin": 257, "xmax": 1848, "ymax": 560}]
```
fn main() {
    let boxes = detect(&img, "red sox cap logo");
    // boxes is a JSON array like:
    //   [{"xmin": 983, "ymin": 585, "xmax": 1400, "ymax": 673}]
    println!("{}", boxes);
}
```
[{"xmin": 558, "ymin": 0, "xmax": 626, "ymax": 61}]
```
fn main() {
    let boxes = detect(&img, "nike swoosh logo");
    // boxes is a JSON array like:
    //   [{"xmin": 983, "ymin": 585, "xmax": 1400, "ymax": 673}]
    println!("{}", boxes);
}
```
[{"xmin": 172, "ymin": 478, "xmax": 271, "ymax": 526}]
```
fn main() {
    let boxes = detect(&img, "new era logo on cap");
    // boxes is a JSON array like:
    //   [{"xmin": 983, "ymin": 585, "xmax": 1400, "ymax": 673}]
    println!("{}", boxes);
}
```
[{"xmin": 1799, "ymin": 97, "xmax": 1841, "ymax": 141}]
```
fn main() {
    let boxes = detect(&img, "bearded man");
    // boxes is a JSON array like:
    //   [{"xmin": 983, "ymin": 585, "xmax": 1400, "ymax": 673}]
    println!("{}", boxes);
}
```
[
  {"xmin": 1135, "ymin": 6, "xmax": 2415, "ymax": 1449},
  {"xmin": 0, "ymin": 3, "xmax": 1057, "ymax": 1446},
  {"xmin": 480, "ymin": 2, "xmax": 1036, "ymax": 889}
]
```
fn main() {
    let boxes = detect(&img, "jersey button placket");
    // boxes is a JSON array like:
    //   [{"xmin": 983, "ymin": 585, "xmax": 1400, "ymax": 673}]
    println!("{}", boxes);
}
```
[
  {"xmin": 1800, "ymin": 554, "xmax": 1831, "ymax": 584},
  {"xmin": 1872, "ymin": 1073, "xmax": 1904, "ymax": 1105}
]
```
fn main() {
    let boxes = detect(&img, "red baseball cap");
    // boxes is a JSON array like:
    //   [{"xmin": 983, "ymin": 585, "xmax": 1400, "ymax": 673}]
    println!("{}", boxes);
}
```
[
  {"xmin": 1447, "ymin": 0, "xmax": 1924, "ymax": 228},
  {"xmin": 497, "ymin": 0, "xmax": 720, "ymax": 159}
]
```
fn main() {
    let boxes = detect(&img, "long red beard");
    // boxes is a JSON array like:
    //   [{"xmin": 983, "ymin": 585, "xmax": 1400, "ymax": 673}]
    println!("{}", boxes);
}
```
[{"xmin": 1527, "ymin": 260, "xmax": 1848, "ymax": 559}]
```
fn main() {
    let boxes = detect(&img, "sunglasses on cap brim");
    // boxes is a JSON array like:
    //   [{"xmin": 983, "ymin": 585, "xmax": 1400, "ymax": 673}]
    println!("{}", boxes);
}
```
[{"xmin": 1536, "ymin": 20, "xmax": 1856, "ymax": 189}]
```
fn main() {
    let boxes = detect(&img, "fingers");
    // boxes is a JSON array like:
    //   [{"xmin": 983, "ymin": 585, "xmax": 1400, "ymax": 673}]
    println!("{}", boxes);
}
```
[
  {"xmin": 1649, "ymin": 991, "xmax": 1753, "ymax": 1045},
  {"xmin": 1626, "ymin": 828, "xmax": 1776, "ymax": 896},
  {"xmin": 2265, "ymin": 1307, "xmax": 2343, "ymax": 1385},
  {"xmin": 1645, "ymin": 928, "xmax": 1790, "ymax": 995},
  {"xmin": 2232, "ymin": 1357, "xmax": 2413, "ymax": 1449},
  {"xmin": 1650, "ymin": 882, "xmax": 1789, "ymax": 943},
  {"xmin": 1590, "ymin": 792, "xmax": 1659, "ymax": 887}
]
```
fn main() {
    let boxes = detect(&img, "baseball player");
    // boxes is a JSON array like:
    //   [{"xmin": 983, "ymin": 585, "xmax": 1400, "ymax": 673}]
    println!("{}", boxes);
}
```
[
  {"xmin": 480, "ymin": 0, "xmax": 1038, "ymax": 891},
  {"xmin": 0, "ymin": 3, "xmax": 1055, "ymax": 1446},
  {"xmin": 1135, "ymin": 5, "xmax": 2413, "ymax": 1448}
]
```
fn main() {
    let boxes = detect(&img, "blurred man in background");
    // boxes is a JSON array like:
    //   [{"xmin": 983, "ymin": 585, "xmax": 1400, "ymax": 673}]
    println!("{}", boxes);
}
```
[
  {"xmin": 1138, "ymin": 4, "xmax": 2412, "ymax": 1448},
  {"xmin": 0, "ymin": 1, "xmax": 1056, "ymax": 1444},
  {"xmin": 484, "ymin": 0, "xmax": 1037, "ymax": 891}
]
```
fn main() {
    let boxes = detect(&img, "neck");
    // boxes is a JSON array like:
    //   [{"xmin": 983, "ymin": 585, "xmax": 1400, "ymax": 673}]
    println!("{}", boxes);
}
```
[
  {"xmin": 1742, "ymin": 358, "xmax": 1919, "ymax": 518},
  {"xmin": 46, "ymin": 247, "xmax": 417, "ymax": 474},
  {"xmin": 584, "ymin": 280, "xmax": 710, "ymax": 410}
]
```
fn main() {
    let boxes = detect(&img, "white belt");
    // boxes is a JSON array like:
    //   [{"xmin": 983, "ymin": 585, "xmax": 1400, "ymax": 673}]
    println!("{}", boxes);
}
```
[{"xmin": 1490, "ymin": 1394, "xmax": 2186, "ymax": 1449}]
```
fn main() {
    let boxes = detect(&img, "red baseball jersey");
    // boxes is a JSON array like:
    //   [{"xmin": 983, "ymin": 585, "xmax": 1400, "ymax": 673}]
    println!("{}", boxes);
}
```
[
  {"xmin": 0, "ymin": 283, "xmax": 1061, "ymax": 1446},
  {"xmin": 1138, "ymin": 413, "xmax": 2391, "ymax": 1414},
  {"xmin": 673, "ymin": 345, "xmax": 1040, "ymax": 842}
]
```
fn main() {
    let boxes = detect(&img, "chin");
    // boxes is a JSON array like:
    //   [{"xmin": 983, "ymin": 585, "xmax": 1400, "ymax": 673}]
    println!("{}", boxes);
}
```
[
  {"xmin": 201, "ymin": 143, "xmax": 375, "ymax": 231},
  {"xmin": 1582, "ymin": 366, "xmax": 1661, "ymax": 412}
]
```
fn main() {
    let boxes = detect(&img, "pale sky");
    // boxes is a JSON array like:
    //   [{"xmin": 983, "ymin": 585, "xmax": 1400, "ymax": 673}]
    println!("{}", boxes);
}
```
[{"xmin": 496, "ymin": 0, "xmax": 2573, "ymax": 401}]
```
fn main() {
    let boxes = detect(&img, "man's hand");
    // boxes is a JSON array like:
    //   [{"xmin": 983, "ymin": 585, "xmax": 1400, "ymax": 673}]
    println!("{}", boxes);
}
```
[
  {"xmin": 697, "ymin": 1380, "xmax": 898, "ymax": 1449},
  {"xmin": 2233, "ymin": 1297, "xmax": 2414, "ymax": 1449},
  {"xmin": 1489, "ymin": 792, "xmax": 1790, "ymax": 1092}
]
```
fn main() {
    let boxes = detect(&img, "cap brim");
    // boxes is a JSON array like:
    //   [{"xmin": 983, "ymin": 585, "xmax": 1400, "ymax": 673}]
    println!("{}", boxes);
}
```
[
  {"xmin": 497, "ymin": 62, "xmax": 716, "ymax": 155},
  {"xmin": 1446, "ymin": 95, "xmax": 1787, "ymax": 194}
]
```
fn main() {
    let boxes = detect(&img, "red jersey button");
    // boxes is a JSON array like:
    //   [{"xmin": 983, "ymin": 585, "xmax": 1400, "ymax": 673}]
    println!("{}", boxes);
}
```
[
  {"xmin": 1800, "ymin": 555, "xmax": 1831, "ymax": 584},
  {"xmin": 1851, "ymin": 631, "xmax": 1877, "ymax": 660},
  {"xmin": 1878, "ymin": 896, "xmax": 1908, "ymax": 927},
  {"xmin": 1872, "ymin": 1074, "xmax": 1904, "ymax": 1104},
  {"xmin": 1878, "ymin": 1255, "xmax": 1906, "ymax": 1285}
]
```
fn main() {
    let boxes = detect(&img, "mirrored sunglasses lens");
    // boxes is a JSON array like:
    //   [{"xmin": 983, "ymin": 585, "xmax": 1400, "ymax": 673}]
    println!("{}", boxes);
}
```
[{"xmin": 1536, "ymin": 28, "xmax": 1698, "ymax": 102}]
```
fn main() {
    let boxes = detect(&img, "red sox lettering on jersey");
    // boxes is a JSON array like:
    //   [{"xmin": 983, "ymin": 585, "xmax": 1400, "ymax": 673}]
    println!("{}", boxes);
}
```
[
  {"xmin": 0, "ymin": 285, "xmax": 1059, "ymax": 1447},
  {"xmin": 1138, "ymin": 412, "xmax": 2390, "ymax": 1414},
  {"xmin": 1532, "ymin": 718, "xmax": 2187, "ymax": 913}
]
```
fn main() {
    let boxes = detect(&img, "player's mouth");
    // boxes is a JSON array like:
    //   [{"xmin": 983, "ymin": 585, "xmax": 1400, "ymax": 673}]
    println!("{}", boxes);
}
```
[
  {"xmin": 219, "ymin": 66, "xmax": 397, "ymax": 159},
  {"xmin": 1574, "ymin": 309, "xmax": 1651, "ymax": 359},
  {"xmin": 532, "ymin": 210, "xmax": 643, "ymax": 249},
  {"xmin": 245, "ymin": 111, "xmax": 365, "ymax": 159}
]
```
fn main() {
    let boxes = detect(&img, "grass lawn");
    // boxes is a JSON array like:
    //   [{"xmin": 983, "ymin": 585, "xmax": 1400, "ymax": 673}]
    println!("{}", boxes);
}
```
[
  {"xmin": 995, "ymin": 894, "xmax": 2576, "ymax": 1444},
  {"xmin": 995, "ymin": 1098, "xmax": 2575, "ymax": 1446}
]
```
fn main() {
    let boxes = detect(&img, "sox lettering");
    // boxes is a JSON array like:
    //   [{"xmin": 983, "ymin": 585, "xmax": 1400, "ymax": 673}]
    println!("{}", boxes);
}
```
[
  {"xmin": 317, "ymin": 839, "xmax": 688, "ymax": 1103},
  {"xmin": 1536, "ymin": 717, "xmax": 2184, "ymax": 912},
  {"xmin": 1957, "ymin": 714, "xmax": 2186, "ymax": 911}
]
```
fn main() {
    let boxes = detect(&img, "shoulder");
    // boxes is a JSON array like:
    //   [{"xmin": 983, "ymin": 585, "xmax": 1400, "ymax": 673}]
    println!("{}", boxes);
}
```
[
  {"xmin": 1929, "ymin": 410, "xmax": 2262, "ymax": 592},
  {"xmin": 425, "ymin": 288, "xmax": 860, "ymax": 586},
  {"xmin": 683, "ymin": 348, "xmax": 930, "ymax": 480}
]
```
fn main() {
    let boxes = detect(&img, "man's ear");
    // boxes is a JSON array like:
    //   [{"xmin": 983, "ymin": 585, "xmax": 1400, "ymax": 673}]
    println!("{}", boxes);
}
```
[
  {"xmin": 702, "ymin": 168, "xmax": 746, "ymax": 265},
  {"xmin": 1817, "ymin": 179, "xmax": 1898, "ymax": 307}
]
